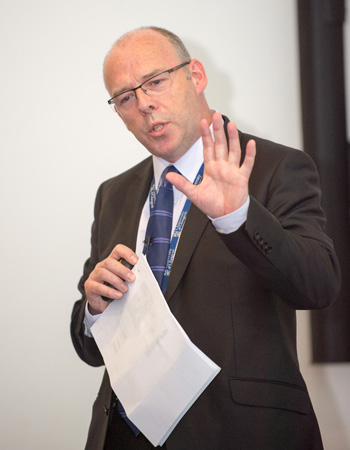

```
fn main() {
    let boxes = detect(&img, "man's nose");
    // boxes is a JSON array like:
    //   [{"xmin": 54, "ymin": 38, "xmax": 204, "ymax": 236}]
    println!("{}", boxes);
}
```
[{"xmin": 135, "ymin": 87, "xmax": 157, "ymax": 113}]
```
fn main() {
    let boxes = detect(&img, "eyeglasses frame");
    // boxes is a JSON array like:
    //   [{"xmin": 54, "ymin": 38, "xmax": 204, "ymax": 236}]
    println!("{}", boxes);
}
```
[{"xmin": 107, "ymin": 61, "xmax": 191, "ymax": 111}]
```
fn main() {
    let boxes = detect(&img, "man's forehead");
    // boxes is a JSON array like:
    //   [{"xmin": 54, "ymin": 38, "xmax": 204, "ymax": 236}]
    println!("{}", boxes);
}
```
[
  {"xmin": 113, "ymin": 53, "xmax": 171, "ymax": 76},
  {"xmin": 106, "ymin": 39, "xmax": 179, "ymax": 92},
  {"xmin": 109, "ymin": 55, "xmax": 173, "ymax": 92},
  {"xmin": 110, "ymin": 65, "xmax": 166, "ymax": 96}
]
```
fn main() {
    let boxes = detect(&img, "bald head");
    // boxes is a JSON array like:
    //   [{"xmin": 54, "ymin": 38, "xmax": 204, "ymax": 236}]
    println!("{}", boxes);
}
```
[{"xmin": 106, "ymin": 27, "xmax": 191, "ymax": 68}]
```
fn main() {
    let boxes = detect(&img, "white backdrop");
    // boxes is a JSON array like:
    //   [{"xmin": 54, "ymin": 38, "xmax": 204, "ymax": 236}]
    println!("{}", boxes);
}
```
[{"xmin": 0, "ymin": 1, "xmax": 349, "ymax": 449}]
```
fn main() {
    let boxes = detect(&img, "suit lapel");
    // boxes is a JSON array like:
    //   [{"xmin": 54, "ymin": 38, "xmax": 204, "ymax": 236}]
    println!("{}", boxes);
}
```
[
  {"xmin": 102, "ymin": 157, "xmax": 153, "ymax": 257},
  {"xmin": 126, "ymin": 157, "xmax": 153, "ymax": 248},
  {"xmin": 126, "ymin": 158, "xmax": 153, "ymax": 251},
  {"xmin": 164, "ymin": 203, "xmax": 210, "ymax": 301}
]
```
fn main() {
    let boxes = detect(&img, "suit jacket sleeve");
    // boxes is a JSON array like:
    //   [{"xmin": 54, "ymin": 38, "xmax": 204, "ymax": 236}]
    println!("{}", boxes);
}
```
[
  {"xmin": 219, "ymin": 137, "xmax": 341, "ymax": 309},
  {"xmin": 71, "ymin": 183, "xmax": 105, "ymax": 367}
]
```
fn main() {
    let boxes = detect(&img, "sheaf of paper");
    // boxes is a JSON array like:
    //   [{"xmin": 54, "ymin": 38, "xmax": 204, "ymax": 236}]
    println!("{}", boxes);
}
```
[{"xmin": 91, "ymin": 254, "xmax": 221, "ymax": 447}]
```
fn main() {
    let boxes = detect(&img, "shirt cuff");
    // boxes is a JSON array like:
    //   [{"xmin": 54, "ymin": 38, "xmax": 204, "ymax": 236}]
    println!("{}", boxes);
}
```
[
  {"xmin": 210, "ymin": 197, "xmax": 250, "ymax": 234},
  {"xmin": 84, "ymin": 301, "xmax": 102, "ymax": 337}
]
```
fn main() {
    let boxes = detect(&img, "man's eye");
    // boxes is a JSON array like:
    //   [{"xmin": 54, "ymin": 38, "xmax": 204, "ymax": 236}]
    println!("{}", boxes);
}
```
[
  {"xmin": 147, "ymin": 77, "xmax": 167, "ymax": 90},
  {"xmin": 151, "ymin": 78, "xmax": 163, "ymax": 86},
  {"xmin": 120, "ymin": 93, "xmax": 132, "ymax": 104}
]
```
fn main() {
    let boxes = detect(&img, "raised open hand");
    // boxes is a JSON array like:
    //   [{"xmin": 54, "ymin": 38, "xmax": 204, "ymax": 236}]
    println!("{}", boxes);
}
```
[{"xmin": 166, "ymin": 112, "xmax": 256, "ymax": 218}]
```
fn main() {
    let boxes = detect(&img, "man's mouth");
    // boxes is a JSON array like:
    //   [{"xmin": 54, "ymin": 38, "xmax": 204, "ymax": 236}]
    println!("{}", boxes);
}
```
[{"xmin": 152, "ymin": 123, "xmax": 164, "ymax": 132}]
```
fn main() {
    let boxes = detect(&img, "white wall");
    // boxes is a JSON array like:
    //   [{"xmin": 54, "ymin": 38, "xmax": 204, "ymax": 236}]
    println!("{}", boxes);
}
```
[{"xmin": 0, "ymin": 1, "xmax": 349, "ymax": 449}]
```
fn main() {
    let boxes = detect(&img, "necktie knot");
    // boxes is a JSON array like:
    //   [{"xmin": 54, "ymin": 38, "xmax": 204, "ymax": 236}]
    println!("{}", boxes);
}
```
[{"xmin": 159, "ymin": 165, "xmax": 180, "ymax": 190}]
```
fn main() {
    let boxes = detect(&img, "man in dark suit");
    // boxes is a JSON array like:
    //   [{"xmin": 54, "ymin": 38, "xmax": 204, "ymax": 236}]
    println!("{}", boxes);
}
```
[{"xmin": 71, "ymin": 26, "xmax": 341, "ymax": 450}]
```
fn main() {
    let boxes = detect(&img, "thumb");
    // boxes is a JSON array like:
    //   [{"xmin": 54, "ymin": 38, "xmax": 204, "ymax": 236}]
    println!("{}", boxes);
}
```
[{"xmin": 166, "ymin": 172, "xmax": 197, "ymax": 200}]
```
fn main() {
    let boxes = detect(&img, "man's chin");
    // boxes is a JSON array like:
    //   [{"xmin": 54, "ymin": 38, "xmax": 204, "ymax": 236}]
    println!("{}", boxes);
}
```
[
  {"xmin": 151, "ymin": 148, "xmax": 184, "ymax": 163},
  {"xmin": 143, "ymin": 141, "xmax": 183, "ymax": 162}
]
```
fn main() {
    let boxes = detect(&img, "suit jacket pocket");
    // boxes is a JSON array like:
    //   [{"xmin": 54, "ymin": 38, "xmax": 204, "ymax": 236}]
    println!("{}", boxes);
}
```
[{"xmin": 230, "ymin": 377, "xmax": 312, "ymax": 415}]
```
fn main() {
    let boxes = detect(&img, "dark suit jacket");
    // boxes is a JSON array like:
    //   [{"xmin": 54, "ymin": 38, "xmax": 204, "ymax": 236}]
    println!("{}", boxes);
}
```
[{"xmin": 71, "ymin": 117, "xmax": 341, "ymax": 450}]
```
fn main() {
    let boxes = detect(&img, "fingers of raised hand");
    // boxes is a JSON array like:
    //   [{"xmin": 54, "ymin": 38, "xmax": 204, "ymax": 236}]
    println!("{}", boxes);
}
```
[
  {"xmin": 240, "ymin": 139, "xmax": 256, "ymax": 179},
  {"xmin": 226, "ymin": 120, "xmax": 242, "ymax": 166},
  {"xmin": 201, "ymin": 112, "xmax": 228, "ymax": 162}
]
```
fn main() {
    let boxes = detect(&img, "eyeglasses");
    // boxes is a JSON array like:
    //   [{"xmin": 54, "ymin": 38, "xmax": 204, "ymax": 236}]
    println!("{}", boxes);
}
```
[{"xmin": 107, "ymin": 61, "xmax": 191, "ymax": 112}]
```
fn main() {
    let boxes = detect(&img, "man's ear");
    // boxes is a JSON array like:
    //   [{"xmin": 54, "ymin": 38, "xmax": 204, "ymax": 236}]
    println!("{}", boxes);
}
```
[{"xmin": 188, "ymin": 59, "xmax": 208, "ymax": 94}]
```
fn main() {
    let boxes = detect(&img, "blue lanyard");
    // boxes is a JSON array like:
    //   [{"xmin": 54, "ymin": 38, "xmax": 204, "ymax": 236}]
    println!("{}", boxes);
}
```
[{"xmin": 147, "ymin": 163, "xmax": 204, "ymax": 292}]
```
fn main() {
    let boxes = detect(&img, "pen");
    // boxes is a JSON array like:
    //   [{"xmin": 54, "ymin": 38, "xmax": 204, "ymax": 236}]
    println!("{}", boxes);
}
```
[{"xmin": 143, "ymin": 235, "xmax": 152, "ymax": 256}]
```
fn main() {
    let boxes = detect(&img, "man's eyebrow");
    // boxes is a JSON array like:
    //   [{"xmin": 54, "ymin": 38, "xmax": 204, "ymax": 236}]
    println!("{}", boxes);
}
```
[
  {"xmin": 141, "ymin": 68, "xmax": 164, "ymax": 81},
  {"xmin": 112, "ymin": 67, "xmax": 165, "ymax": 97}
]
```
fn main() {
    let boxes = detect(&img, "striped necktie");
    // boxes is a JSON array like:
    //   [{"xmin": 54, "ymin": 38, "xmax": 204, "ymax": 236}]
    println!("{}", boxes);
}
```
[{"xmin": 143, "ymin": 165, "xmax": 178, "ymax": 291}]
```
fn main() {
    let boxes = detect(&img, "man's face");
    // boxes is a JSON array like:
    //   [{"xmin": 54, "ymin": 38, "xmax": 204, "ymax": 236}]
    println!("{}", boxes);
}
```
[{"xmin": 104, "ymin": 32, "xmax": 205, "ymax": 162}]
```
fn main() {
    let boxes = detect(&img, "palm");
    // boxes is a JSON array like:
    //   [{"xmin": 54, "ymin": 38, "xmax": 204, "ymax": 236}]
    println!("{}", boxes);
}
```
[{"xmin": 167, "ymin": 112, "xmax": 256, "ymax": 218}]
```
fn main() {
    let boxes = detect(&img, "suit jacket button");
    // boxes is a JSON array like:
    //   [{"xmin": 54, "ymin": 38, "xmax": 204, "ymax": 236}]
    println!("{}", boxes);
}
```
[
  {"xmin": 265, "ymin": 246, "xmax": 272, "ymax": 254},
  {"xmin": 254, "ymin": 231, "xmax": 260, "ymax": 240}
]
